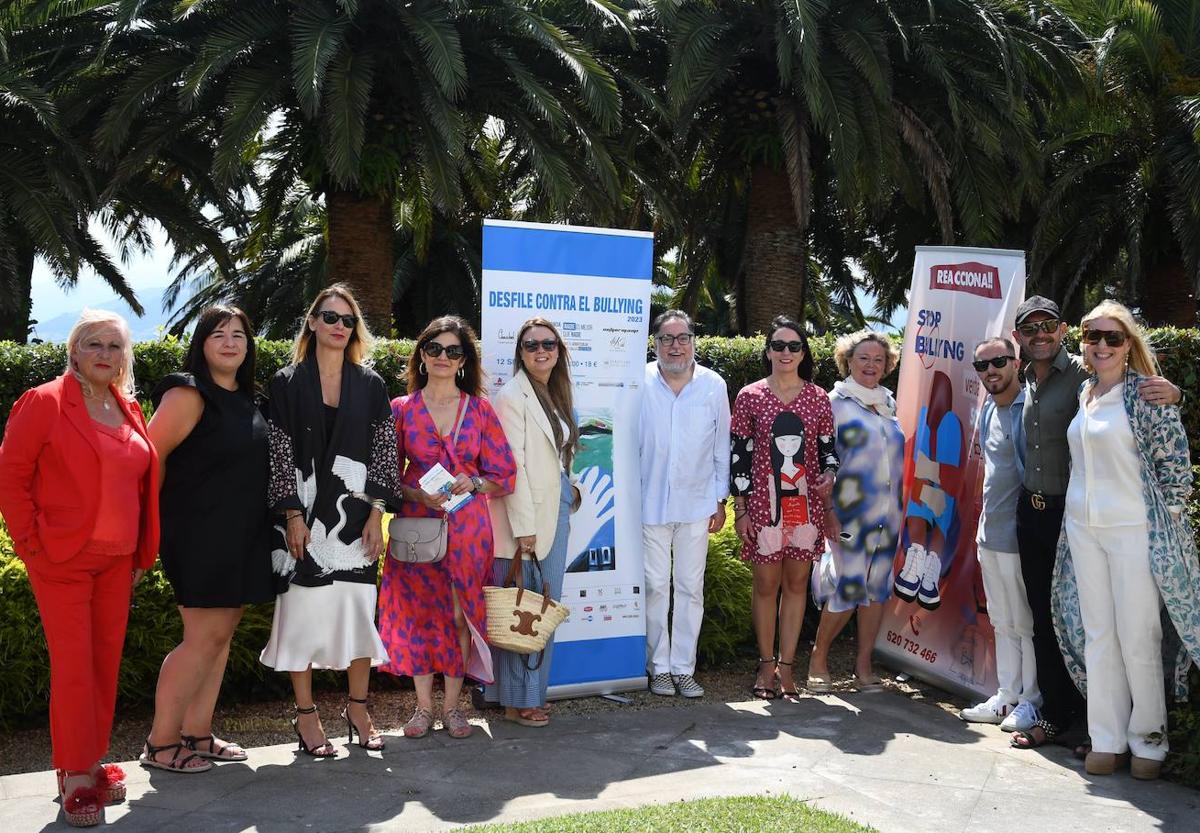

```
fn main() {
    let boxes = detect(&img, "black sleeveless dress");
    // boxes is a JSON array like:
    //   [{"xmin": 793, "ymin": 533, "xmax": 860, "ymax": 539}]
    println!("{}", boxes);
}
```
[{"xmin": 152, "ymin": 373, "xmax": 275, "ymax": 607}]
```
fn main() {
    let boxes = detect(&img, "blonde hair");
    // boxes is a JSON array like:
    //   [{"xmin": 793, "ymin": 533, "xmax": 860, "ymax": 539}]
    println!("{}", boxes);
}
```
[
  {"xmin": 1080, "ymin": 300, "xmax": 1158, "ymax": 377},
  {"xmin": 833, "ymin": 329, "xmax": 899, "ymax": 377},
  {"xmin": 292, "ymin": 283, "xmax": 374, "ymax": 366},
  {"xmin": 65, "ymin": 309, "xmax": 136, "ymax": 398}
]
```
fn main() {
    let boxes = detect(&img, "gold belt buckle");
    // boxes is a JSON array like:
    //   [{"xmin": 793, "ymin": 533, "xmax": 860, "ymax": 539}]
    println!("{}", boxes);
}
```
[{"xmin": 1030, "ymin": 493, "xmax": 1046, "ymax": 511}]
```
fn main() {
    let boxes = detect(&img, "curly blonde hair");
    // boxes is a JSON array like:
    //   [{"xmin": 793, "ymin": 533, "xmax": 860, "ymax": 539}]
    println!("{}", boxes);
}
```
[{"xmin": 833, "ymin": 330, "xmax": 899, "ymax": 378}]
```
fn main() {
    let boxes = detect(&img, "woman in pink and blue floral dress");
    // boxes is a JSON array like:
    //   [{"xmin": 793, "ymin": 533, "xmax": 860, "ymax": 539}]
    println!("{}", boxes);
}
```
[{"xmin": 378, "ymin": 317, "xmax": 516, "ymax": 740}]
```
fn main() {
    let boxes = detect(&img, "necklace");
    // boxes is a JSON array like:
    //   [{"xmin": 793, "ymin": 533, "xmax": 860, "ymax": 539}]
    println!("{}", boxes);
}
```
[{"xmin": 85, "ymin": 392, "xmax": 112, "ymax": 411}]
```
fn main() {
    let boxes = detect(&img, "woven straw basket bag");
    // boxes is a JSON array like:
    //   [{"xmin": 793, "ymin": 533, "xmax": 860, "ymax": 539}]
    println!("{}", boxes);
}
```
[{"xmin": 484, "ymin": 550, "xmax": 570, "ymax": 659}]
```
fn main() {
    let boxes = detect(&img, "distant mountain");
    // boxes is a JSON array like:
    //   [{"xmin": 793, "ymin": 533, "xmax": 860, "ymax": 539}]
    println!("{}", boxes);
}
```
[{"xmin": 32, "ymin": 286, "xmax": 175, "ymax": 342}]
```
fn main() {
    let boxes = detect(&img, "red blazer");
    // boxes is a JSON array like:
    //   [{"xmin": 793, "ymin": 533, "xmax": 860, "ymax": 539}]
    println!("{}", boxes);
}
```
[{"xmin": 0, "ymin": 373, "xmax": 160, "ymax": 570}]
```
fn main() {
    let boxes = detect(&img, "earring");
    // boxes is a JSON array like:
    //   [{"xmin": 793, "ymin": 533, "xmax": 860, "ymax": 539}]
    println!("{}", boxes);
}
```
[
  {"xmin": 419, "ymin": 361, "xmax": 427, "ymax": 375},
  {"xmin": 457, "ymin": 367, "xmax": 465, "ymax": 378}
]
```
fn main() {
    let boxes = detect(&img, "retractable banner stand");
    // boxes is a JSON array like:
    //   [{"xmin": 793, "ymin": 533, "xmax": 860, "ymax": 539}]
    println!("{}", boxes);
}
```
[
  {"xmin": 480, "ymin": 219, "xmax": 653, "ymax": 697},
  {"xmin": 873, "ymin": 246, "xmax": 1027, "ymax": 699}
]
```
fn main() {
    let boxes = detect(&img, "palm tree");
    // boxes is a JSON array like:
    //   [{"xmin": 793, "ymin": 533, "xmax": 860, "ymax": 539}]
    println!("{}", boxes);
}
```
[
  {"xmin": 656, "ymin": 0, "xmax": 1076, "ymax": 334},
  {"xmin": 91, "ymin": 0, "xmax": 629, "ymax": 335},
  {"xmin": 1031, "ymin": 0, "xmax": 1200, "ymax": 326}
]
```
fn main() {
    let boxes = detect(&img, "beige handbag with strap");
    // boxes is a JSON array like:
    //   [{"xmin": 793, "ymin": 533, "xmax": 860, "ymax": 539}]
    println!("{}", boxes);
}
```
[{"xmin": 484, "ymin": 548, "xmax": 570, "ymax": 670}]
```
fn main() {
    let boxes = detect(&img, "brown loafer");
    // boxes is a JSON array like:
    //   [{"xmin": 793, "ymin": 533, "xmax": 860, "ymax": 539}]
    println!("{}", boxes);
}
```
[
  {"xmin": 1084, "ymin": 751, "xmax": 1131, "ymax": 775},
  {"xmin": 1131, "ymin": 756, "xmax": 1162, "ymax": 781}
]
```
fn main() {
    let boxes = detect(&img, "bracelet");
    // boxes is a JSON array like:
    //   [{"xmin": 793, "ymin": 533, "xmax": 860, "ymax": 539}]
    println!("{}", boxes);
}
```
[
  {"xmin": 285, "ymin": 511, "xmax": 302, "ymax": 521},
  {"xmin": 370, "ymin": 499, "xmax": 386, "ymax": 513}
]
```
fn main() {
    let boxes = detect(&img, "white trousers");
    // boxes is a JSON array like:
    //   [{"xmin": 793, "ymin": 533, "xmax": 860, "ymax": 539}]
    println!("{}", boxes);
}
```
[
  {"xmin": 977, "ymin": 546, "xmax": 1040, "ymax": 707},
  {"xmin": 1064, "ymin": 517, "xmax": 1167, "ymax": 760},
  {"xmin": 643, "ymin": 521, "xmax": 709, "ymax": 676}
]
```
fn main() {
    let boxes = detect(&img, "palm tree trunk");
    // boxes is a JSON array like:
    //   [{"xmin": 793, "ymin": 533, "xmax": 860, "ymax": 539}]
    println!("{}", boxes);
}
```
[
  {"xmin": 740, "ymin": 164, "xmax": 806, "ymax": 334},
  {"xmin": 0, "ymin": 240, "xmax": 36, "ymax": 343},
  {"xmin": 1141, "ymin": 258, "xmax": 1197, "ymax": 327},
  {"xmin": 326, "ymin": 188, "xmax": 395, "ymax": 336}
]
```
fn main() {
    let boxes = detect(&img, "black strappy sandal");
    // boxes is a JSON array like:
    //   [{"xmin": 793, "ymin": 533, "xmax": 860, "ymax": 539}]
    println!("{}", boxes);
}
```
[
  {"xmin": 1011, "ymin": 719, "xmax": 1059, "ymax": 749},
  {"xmin": 291, "ymin": 705, "xmax": 337, "ymax": 758},
  {"xmin": 138, "ymin": 738, "xmax": 212, "ymax": 773},
  {"xmin": 751, "ymin": 656, "xmax": 779, "ymax": 700},
  {"xmin": 776, "ymin": 659, "xmax": 802, "ymax": 699},
  {"xmin": 181, "ymin": 734, "xmax": 248, "ymax": 762},
  {"xmin": 342, "ymin": 696, "xmax": 386, "ymax": 751}
]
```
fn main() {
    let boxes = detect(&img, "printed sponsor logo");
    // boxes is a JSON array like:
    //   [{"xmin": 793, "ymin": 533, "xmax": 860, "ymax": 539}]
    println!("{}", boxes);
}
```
[{"xmin": 929, "ymin": 261, "xmax": 1002, "ymax": 299}]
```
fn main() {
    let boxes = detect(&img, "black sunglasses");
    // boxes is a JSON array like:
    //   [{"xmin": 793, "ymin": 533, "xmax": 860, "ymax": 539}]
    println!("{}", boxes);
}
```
[
  {"xmin": 1016, "ymin": 318, "xmax": 1061, "ymax": 337},
  {"xmin": 655, "ymin": 333, "xmax": 693, "ymax": 347},
  {"xmin": 521, "ymin": 338, "xmax": 559, "ymax": 353},
  {"xmin": 1082, "ymin": 328, "xmax": 1128, "ymax": 348},
  {"xmin": 316, "ymin": 309, "xmax": 358, "ymax": 329},
  {"xmin": 768, "ymin": 339, "xmax": 805, "ymax": 353},
  {"xmin": 972, "ymin": 355, "xmax": 1016, "ymax": 372},
  {"xmin": 422, "ymin": 342, "xmax": 465, "ymax": 359}
]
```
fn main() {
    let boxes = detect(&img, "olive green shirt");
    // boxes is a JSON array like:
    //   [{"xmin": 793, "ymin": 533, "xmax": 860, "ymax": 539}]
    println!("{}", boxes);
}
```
[{"xmin": 1021, "ymin": 346, "xmax": 1089, "ymax": 495}]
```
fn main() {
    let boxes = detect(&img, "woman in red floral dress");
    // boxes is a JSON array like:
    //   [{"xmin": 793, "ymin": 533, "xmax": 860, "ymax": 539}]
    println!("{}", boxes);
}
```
[
  {"xmin": 377, "ymin": 317, "xmax": 516, "ymax": 739},
  {"xmin": 730, "ymin": 315, "xmax": 839, "ymax": 701}
]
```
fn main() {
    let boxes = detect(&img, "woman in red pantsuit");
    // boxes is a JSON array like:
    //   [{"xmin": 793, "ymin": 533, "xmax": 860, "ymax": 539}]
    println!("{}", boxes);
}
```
[{"xmin": 0, "ymin": 310, "xmax": 158, "ymax": 828}]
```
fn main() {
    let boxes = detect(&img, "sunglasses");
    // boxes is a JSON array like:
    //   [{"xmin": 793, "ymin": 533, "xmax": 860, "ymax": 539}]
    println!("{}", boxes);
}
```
[
  {"xmin": 316, "ymin": 310, "xmax": 358, "ymax": 328},
  {"xmin": 422, "ymin": 342, "xmax": 465, "ymax": 359},
  {"xmin": 768, "ymin": 340, "xmax": 805, "ymax": 354},
  {"xmin": 655, "ymin": 333, "xmax": 693, "ymax": 347},
  {"xmin": 521, "ymin": 338, "xmax": 559, "ymax": 353},
  {"xmin": 972, "ymin": 355, "xmax": 1016, "ymax": 372},
  {"xmin": 1082, "ymin": 328, "xmax": 1128, "ymax": 348},
  {"xmin": 1016, "ymin": 318, "xmax": 1061, "ymax": 337}
]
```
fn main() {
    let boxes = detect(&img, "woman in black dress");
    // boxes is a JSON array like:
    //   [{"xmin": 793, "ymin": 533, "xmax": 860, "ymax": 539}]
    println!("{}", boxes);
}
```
[{"xmin": 142, "ymin": 306, "xmax": 274, "ymax": 771}]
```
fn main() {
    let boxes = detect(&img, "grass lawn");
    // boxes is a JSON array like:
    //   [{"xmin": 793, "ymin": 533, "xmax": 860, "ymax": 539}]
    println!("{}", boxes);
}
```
[{"xmin": 466, "ymin": 795, "xmax": 877, "ymax": 832}]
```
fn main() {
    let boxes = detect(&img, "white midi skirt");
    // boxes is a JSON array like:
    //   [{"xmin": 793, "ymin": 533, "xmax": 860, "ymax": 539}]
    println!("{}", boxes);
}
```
[{"xmin": 259, "ymin": 582, "xmax": 389, "ymax": 671}]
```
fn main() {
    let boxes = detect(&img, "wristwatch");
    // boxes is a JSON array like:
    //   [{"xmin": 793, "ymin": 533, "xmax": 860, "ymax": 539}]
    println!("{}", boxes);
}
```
[{"xmin": 470, "ymin": 475, "xmax": 484, "ymax": 492}]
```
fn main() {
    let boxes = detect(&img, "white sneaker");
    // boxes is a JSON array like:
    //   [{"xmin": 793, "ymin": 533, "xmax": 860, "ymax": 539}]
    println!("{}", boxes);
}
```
[
  {"xmin": 917, "ymin": 549, "xmax": 942, "ymax": 610},
  {"xmin": 1000, "ymin": 700, "xmax": 1040, "ymax": 733},
  {"xmin": 894, "ymin": 543, "xmax": 926, "ymax": 602},
  {"xmin": 649, "ymin": 673, "xmax": 676, "ymax": 696},
  {"xmin": 672, "ymin": 674, "xmax": 705, "ymax": 698},
  {"xmin": 959, "ymin": 692, "xmax": 1016, "ymax": 724}
]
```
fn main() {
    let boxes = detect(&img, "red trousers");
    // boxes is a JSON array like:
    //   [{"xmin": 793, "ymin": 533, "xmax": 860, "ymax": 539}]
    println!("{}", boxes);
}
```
[{"xmin": 25, "ymin": 549, "xmax": 133, "ymax": 771}]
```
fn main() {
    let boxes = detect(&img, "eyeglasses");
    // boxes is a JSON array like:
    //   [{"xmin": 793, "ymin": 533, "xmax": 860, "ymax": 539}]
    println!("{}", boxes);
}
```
[
  {"xmin": 521, "ymin": 338, "xmax": 559, "ymax": 353},
  {"xmin": 1016, "ymin": 318, "xmax": 1061, "ymax": 337},
  {"xmin": 655, "ymin": 333, "xmax": 693, "ymax": 347},
  {"xmin": 972, "ymin": 356, "xmax": 1016, "ymax": 372},
  {"xmin": 316, "ymin": 310, "xmax": 358, "ymax": 328},
  {"xmin": 422, "ymin": 342, "xmax": 465, "ymax": 359},
  {"xmin": 768, "ymin": 340, "xmax": 805, "ymax": 354},
  {"xmin": 1082, "ymin": 328, "xmax": 1128, "ymax": 348}
]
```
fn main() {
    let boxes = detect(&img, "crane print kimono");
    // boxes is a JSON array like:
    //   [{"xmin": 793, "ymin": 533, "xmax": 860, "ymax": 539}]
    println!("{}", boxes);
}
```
[{"xmin": 266, "ymin": 354, "xmax": 400, "ymax": 589}]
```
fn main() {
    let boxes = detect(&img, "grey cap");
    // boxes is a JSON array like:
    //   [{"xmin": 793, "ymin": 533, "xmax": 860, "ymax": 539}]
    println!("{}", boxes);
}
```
[{"xmin": 1014, "ymin": 295, "xmax": 1062, "ymax": 325}]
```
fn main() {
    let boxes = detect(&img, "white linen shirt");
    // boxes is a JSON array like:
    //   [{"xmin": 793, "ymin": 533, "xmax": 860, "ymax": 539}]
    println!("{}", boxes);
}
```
[
  {"xmin": 639, "ymin": 361, "xmax": 731, "ymax": 525},
  {"xmin": 1065, "ymin": 382, "xmax": 1144, "ymax": 527}
]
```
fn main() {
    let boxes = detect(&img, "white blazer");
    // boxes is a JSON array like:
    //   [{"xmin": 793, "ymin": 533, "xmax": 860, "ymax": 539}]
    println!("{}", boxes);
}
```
[{"xmin": 489, "ymin": 370, "xmax": 576, "ymax": 561}]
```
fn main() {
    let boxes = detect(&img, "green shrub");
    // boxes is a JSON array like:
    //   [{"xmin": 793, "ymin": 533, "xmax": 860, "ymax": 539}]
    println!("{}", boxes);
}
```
[{"xmin": 697, "ymin": 513, "xmax": 755, "ymax": 667}]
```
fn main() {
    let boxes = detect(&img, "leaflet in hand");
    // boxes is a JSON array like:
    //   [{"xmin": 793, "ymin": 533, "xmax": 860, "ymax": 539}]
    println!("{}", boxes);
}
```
[{"xmin": 419, "ymin": 463, "xmax": 473, "ymax": 514}]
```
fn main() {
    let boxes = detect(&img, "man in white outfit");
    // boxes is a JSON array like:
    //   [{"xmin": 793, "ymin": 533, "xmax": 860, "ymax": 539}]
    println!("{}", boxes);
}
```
[
  {"xmin": 960, "ymin": 337, "xmax": 1040, "ymax": 730},
  {"xmin": 639, "ymin": 310, "xmax": 731, "ymax": 697}
]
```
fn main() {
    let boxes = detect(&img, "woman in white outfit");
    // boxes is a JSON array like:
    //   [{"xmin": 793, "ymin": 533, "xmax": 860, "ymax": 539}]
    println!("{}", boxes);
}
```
[{"xmin": 1052, "ymin": 300, "xmax": 1200, "ymax": 780}]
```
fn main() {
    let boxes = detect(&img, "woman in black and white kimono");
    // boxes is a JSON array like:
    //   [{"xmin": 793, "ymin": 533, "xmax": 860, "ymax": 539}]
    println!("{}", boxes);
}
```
[{"xmin": 260, "ymin": 284, "xmax": 400, "ymax": 757}]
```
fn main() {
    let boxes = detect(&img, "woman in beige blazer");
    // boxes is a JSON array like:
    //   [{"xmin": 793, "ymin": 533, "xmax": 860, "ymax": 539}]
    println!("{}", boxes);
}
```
[{"xmin": 485, "ymin": 317, "xmax": 579, "ymax": 726}]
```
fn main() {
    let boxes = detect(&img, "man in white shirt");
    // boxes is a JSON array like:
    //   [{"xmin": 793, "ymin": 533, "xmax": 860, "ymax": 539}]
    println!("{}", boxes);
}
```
[{"xmin": 639, "ymin": 310, "xmax": 731, "ymax": 697}]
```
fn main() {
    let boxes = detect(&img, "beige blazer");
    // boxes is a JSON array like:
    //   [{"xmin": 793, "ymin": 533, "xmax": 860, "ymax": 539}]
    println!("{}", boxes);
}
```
[{"xmin": 489, "ymin": 370, "xmax": 575, "ymax": 561}]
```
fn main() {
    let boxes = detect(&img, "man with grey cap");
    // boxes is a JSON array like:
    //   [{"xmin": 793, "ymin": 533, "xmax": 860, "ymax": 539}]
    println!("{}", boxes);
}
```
[{"xmin": 1007, "ymin": 295, "xmax": 1181, "ymax": 750}]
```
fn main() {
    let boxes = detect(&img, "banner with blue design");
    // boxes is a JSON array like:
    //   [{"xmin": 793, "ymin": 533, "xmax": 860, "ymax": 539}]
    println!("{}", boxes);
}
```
[
  {"xmin": 874, "ymin": 246, "xmax": 1026, "ymax": 699},
  {"xmin": 481, "ymin": 219, "xmax": 653, "ymax": 697}
]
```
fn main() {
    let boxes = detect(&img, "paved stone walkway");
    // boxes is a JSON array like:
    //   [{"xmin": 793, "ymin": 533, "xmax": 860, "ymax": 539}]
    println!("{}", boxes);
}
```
[{"xmin": 4, "ymin": 690, "xmax": 1197, "ymax": 832}]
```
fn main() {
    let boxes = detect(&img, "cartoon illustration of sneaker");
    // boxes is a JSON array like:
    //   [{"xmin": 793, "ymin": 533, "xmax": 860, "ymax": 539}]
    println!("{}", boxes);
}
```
[
  {"xmin": 894, "ymin": 543, "xmax": 926, "ymax": 602},
  {"xmin": 917, "ymin": 549, "xmax": 942, "ymax": 610}
]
